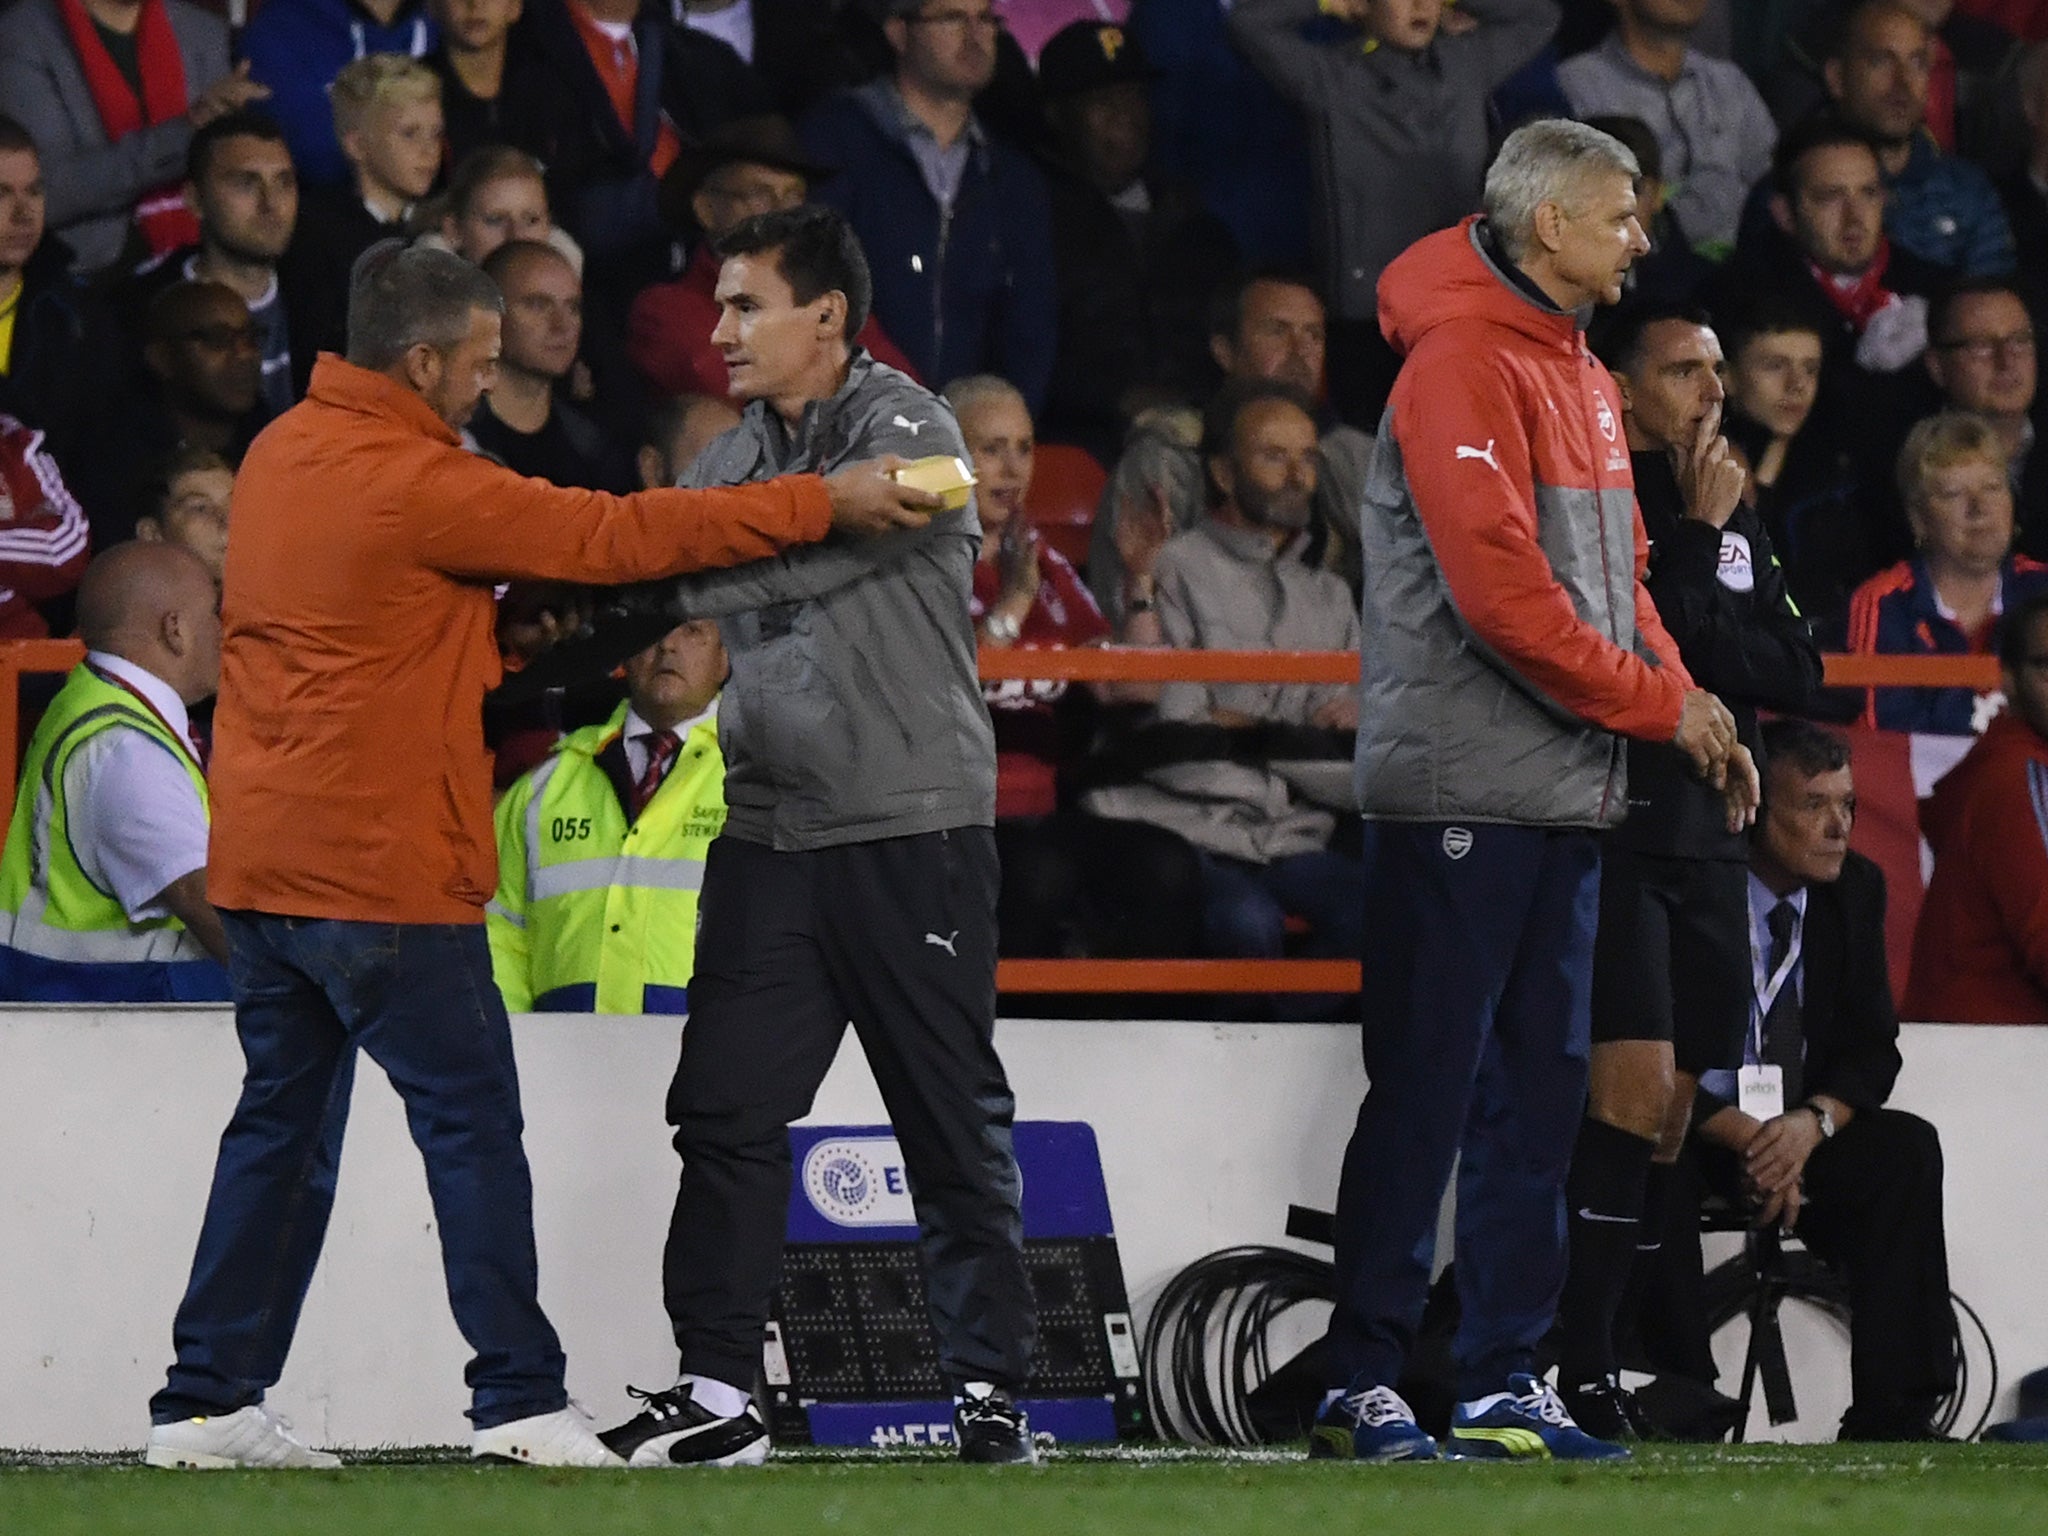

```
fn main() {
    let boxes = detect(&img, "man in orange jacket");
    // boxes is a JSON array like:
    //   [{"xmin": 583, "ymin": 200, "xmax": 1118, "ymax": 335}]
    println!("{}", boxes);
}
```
[
  {"xmin": 144, "ymin": 242, "xmax": 939, "ymax": 1471},
  {"xmin": 1907, "ymin": 588, "xmax": 2048, "ymax": 1023}
]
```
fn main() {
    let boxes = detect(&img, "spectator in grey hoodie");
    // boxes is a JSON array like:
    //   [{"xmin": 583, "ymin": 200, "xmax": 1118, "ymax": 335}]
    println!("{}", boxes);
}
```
[
  {"xmin": 1229, "ymin": 0, "xmax": 1559, "ymax": 426},
  {"xmin": 1081, "ymin": 379, "xmax": 1363, "ymax": 1017},
  {"xmin": 1557, "ymin": 0, "xmax": 1776, "ymax": 259}
]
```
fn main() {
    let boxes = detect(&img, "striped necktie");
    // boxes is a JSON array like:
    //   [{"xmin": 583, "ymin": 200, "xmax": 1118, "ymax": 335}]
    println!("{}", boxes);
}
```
[{"xmin": 628, "ymin": 728, "xmax": 679, "ymax": 819}]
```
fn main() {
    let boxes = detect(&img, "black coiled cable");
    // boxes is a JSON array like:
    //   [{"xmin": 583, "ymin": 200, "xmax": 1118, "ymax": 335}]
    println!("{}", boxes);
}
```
[
  {"xmin": 1940, "ymin": 1290, "xmax": 1998, "ymax": 1441},
  {"xmin": 1146, "ymin": 1244, "xmax": 1998, "ymax": 1443},
  {"xmin": 1138, "ymin": 1245, "xmax": 1336, "ymax": 1447}
]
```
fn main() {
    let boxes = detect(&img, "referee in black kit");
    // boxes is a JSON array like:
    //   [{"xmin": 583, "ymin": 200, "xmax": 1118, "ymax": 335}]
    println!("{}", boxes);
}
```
[
  {"xmin": 597, "ymin": 206, "xmax": 1037, "ymax": 1469},
  {"xmin": 1552, "ymin": 304, "xmax": 1823, "ymax": 1436}
]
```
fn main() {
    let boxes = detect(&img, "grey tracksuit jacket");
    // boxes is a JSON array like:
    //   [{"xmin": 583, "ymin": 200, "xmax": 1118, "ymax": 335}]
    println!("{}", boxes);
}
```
[{"xmin": 662, "ymin": 351, "xmax": 996, "ymax": 850}]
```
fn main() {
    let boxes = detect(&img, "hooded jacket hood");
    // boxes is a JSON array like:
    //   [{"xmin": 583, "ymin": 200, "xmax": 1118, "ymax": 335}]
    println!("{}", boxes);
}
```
[
  {"xmin": 850, "ymin": 78, "xmax": 987, "ymax": 166},
  {"xmin": 1377, "ymin": 215, "xmax": 1583, "ymax": 363}
]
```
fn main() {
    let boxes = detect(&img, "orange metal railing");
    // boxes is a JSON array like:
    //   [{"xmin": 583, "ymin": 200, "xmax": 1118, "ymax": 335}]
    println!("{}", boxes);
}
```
[
  {"xmin": 0, "ymin": 642, "xmax": 2001, "ymax": 995},
  {"xmin": 977, "ymin": 646, "xmax": 2002, "ymax": 690},
  {"xmin": 0, "ymin": 638, "xmax": 84, "ymax": 815}
]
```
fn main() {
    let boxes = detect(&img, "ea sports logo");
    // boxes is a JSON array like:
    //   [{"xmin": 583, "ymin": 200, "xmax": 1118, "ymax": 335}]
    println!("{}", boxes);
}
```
[
  {"xmin": 1442, "ymin": 826, "xmax": 1473, "ymax": 860},
  {"xmin": 1716, "ymin": 531, "xmax": 1755, "ymax": 594}
]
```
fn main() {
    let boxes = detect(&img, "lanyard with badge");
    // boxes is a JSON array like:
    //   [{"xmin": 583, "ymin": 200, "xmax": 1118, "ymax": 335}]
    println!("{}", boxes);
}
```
[{"xmin": 1740, "ymin": 911, "xmax": 1801, "ymax": 1122}]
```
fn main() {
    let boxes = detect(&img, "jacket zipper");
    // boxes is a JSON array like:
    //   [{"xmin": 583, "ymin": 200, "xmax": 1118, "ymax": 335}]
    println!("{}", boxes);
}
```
[
  {"xmin": 932, "ymin": 201, "xmax": 954, "ymax": 377},
  {"xmin": 1584, "ymin": 337, "xmax": 1622, "ymax": 824}
]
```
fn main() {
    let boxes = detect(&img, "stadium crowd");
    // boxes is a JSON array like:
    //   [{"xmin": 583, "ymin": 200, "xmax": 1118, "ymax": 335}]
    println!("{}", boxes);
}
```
[{"xmin": 1, "ymin": 0, "xmax": 2047, "ymax": 1468}]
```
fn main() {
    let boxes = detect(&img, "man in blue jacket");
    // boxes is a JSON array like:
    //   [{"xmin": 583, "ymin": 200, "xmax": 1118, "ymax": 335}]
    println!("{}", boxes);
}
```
[
  {"xmin": 1821, "ymin": 0, "xmax": 2014, "ymax": 277},
  {"xmin": 799, "ymin": 0, "xmax": 1054, "ymax": 412}
]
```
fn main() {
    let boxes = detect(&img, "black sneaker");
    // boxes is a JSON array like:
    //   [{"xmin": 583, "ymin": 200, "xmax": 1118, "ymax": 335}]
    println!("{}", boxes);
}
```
[
  {"xmin": 1560, "ymin": 1375, "xmax": 1649, "ymax": 1442},
  {"xmin": 599, "ymin": 1383, "xmax": 770, "ymax": 1468},
  {"xmin": 954, "ymin": 1384, "xmax": 1037, "ymax": 1464}
]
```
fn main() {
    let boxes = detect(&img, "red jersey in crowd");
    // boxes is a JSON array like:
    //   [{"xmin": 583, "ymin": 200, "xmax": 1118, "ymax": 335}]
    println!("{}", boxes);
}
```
[
  {"xmin": 1907, "ymin": 709, "xmax": 2048, "ymax": 1023},
  {"xmin": 970, "ymin": 539, "xmax": 1109, "ymax": 818},
  {"xmin": 0, "ymin": 415, "xmax": 90, "ymax": 638}
]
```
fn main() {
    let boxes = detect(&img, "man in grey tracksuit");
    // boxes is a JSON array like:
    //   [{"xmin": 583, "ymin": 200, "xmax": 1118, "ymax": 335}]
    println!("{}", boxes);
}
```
[{"xmin": 600, "ymin": 205, "xmax": 1036, "ymax": 1469}]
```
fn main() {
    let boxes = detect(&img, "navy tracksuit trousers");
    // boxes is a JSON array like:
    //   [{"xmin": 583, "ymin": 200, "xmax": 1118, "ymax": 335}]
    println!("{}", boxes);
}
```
[{"xmin": 1325, "ymin": 821, "xmax": 1600, "ymax": 1401}]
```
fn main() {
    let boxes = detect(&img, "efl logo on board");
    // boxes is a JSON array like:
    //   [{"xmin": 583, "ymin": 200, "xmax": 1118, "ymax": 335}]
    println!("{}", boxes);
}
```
[{"xmin": 801, "ymin": 1136, "xmax": 918, "ymax": 1227}]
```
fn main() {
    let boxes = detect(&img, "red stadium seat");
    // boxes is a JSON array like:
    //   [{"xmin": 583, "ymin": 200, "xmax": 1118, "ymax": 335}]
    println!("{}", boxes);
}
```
[{"xmin": 1024, "ymin": 444, "xmax": 1106, "ymax": 570}]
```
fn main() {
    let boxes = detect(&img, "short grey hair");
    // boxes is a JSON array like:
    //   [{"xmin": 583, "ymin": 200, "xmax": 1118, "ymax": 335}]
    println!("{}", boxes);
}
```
[
  {"xmin": 1483, "ymin": 119, "xmax": 1641, "ymax": 262},
  {"xmin": 942, "ymin": 373, "xmax": 1028, "ymax": 424},
  {"xmin": 345, "ymin": 241, "xmax": 503, "ymax": 371}
]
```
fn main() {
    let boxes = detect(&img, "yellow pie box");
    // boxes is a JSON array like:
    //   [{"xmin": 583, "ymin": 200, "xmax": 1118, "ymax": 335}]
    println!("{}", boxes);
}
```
[{"xmin": 891, "ymin": 454, "xmax": 978, "ymax": 511}]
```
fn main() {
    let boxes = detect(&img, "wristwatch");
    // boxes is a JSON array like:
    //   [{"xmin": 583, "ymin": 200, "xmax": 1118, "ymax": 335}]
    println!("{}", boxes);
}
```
[{"xmin": 1806, "ymin": 1101, "xmax": 1837, "ymax": 1139}]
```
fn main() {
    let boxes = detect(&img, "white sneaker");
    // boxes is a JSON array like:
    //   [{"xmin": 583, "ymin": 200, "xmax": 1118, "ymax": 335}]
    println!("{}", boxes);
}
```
[
  {"xmin": 145, "ymin": 1405, "xmax": 342, "ymax": 1469},
  {"xmin": 473, "ymin": 1406, "xmax": 627, "ymax": 1467}
]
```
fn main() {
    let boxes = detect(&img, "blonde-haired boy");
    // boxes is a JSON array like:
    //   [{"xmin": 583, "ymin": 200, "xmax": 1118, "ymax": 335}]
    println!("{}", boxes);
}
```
[{"xmin": 331, "ymin": 54, "xmax": 445, "ymax": 223}]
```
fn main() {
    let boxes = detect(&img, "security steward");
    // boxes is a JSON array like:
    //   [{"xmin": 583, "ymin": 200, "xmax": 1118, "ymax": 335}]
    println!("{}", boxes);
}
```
[
  {"xmin": 489, "ymin": 620, "xmax": 727, "ymax": 1014},
  {"xmin": 0, "ymin": 544, "xmax": 230, "ymax": 1001}
]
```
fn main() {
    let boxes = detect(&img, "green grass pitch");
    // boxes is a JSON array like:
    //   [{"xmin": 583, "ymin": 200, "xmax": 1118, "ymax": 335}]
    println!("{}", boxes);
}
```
[{"xmin": 4, "ymin": 1445, "xmax": 2048, "ymax": 1535}]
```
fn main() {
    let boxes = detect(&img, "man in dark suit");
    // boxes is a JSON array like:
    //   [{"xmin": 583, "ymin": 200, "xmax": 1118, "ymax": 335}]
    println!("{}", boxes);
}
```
[
  {"xmin": 512, "ymin": 0, "xmax": 768, "ymax": 302},
  {"xmin": 1665, "ymin": 717, "xmax": 1957, "ymax": 1442}
]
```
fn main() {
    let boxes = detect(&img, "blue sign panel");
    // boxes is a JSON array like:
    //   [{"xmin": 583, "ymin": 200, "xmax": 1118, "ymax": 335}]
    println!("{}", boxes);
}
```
[
  {"xmin": 771, "ymin": 1119, "xmax": 1146, "ymax": 1446},
  {"xmin": 806, "ymin": 1398, "xmax": 1119, "ymax": 1450},
  {"xmin": 787, "ymin": 1121, "xmax": 1117, "ymax": 1243}
]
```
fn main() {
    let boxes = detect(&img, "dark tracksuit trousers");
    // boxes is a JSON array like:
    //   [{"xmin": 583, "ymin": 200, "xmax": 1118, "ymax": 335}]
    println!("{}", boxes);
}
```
[
  {"xmin": 661, "ymin": 827, "xmax": 1036, "ymax": 1395},
  {"xmin": 1325, "ymin": 820, "xmax": 1601, "ymax": 1401}
]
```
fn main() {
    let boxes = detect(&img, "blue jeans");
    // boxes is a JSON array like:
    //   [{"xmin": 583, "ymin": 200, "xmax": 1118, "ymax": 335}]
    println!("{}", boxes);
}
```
[
  {"xmin": 1197, "ymin": 848, "xmax": 1367, "ymax": 961},
  {"xmin": 150, "ymin": 914, "xmax": 567, "ymax": 1430},
  {"xmin": 1197, "ymin": 846, "xmax": 1366, "ymax": 1019},
  {"xmin": 1324, "ymin": 822, "xmax": 1599, "ymax": 1400}
]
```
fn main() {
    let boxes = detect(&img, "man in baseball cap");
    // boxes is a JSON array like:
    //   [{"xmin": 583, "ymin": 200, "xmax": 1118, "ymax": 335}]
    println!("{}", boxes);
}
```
[
  {"xmin": 1034, "ymin": 20, "xmax": 1238, "ymax": 461},
  {"xmin": 1037, "ymin": 20, "xmax": 1158, "ymax": 101}
]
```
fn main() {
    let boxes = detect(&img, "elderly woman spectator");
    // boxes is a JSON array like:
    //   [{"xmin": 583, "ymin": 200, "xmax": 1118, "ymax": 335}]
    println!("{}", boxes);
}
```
[
  {"xmin": 1843, "ymin": 410, "xmax": 2048, "ymax": 733},
  {"xmin": 946, "ymin": 372, "xmax": 1201, "ymax": 964}
]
